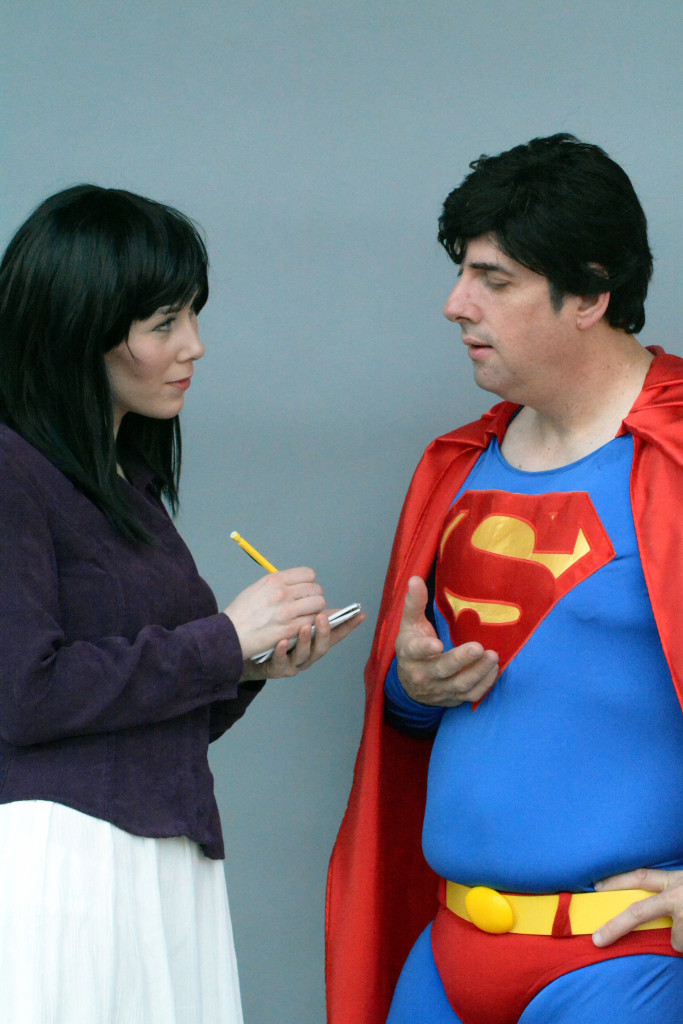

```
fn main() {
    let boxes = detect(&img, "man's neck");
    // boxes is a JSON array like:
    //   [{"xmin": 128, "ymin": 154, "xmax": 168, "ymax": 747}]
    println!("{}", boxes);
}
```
[{"xmin": 500, "ymin": 334, "xmax": 654, "ymax": 471}]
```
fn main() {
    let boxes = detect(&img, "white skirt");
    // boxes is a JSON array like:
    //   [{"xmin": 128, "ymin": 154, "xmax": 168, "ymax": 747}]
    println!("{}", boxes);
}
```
[{"xmin": 0, "ymin": 801, "xmax": 244, "ymax": 1024}]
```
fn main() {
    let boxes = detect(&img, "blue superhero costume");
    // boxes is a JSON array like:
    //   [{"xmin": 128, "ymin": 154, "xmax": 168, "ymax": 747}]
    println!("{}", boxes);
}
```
[
  {"xmin": 384, "ymin": 433, "xmax": 683, "ymax": 1022},
  {"xmin": 326, "ymin": 351, "xmax": 683, "ymax": 1024}
]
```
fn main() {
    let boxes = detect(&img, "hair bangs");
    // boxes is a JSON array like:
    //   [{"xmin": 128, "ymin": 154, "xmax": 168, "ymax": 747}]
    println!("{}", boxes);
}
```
[{"xmin": 117, "ymin": 198, "xmax": 209, "ymax": 325}]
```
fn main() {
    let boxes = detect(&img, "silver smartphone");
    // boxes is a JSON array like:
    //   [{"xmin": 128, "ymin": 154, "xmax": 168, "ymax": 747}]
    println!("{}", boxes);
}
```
[{"xmin": 251, "ymin": 603, "xmax": 362, "ymax": 664}]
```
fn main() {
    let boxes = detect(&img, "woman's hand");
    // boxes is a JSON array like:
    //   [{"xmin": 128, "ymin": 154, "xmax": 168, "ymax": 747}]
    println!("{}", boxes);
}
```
[
  {"xmin": 223, "ymin": 567, "xmax": 326, "ymax": 660},
  {"xmin": 238, "ymin": 605, "xmax": 366, "ymax": 682}
]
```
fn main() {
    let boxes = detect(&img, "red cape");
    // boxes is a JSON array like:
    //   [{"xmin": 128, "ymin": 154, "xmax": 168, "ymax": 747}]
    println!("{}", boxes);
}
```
[{"xmin": 326, "ymin": 350, "xmax": 683, "ymax": 1024}]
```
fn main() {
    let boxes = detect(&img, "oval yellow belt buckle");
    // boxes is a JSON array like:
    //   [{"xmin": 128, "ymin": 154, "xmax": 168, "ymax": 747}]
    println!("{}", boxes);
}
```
[{"xmin": 465, "ymin": 885, "xmax": 515, "ymax": 934}]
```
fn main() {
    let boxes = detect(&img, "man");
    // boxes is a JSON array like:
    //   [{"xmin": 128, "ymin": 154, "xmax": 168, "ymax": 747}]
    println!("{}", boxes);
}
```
[{"xmin": 326, "ymin": 135, "xmax": 683, "ymax": 1024}]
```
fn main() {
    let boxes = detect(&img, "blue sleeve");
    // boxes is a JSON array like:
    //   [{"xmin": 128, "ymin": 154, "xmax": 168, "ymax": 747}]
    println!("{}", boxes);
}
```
[{"xmin": 384, "ymin": 657, "xmax": 444, "ymax": 736}]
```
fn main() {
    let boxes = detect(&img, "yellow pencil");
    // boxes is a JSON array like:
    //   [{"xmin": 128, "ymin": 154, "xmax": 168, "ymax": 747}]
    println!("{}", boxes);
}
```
[{"xmin": 230, "ymin": 531, "xmax": 278, "ymax": 573}]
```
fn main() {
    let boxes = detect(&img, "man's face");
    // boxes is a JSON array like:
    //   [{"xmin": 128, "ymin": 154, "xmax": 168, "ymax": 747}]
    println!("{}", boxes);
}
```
[{"xmin": 443, "ymin": 235, "xmax": 578, "ymax": 407}]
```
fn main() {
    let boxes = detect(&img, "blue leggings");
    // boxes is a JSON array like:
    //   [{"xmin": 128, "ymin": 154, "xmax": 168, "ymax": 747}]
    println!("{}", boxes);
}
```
[{"xmin": 386, "ymin": 925, "xmax": 683, "ymax": 1024}]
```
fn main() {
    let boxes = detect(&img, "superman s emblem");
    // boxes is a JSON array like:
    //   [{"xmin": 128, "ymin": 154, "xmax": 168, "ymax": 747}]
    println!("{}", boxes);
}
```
[{"xmin": 435, "ymin": 490, "xmax": 615, "ymax": 674}]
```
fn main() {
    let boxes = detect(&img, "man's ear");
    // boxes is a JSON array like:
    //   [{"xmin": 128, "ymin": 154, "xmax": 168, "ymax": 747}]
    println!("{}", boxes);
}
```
[
  {"xmin": 576, "ymin": 262, "xmax": 611, "ymax": 330},
  {"xmin": 576, "ymin": 289, "xmax": 610, "ymax": 330}
]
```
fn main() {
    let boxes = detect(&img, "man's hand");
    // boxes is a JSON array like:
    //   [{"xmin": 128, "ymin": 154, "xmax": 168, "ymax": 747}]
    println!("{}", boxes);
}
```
[
  {"xmin": 593, "ymin": 868, "xmax": 683, "ymax": 951},
  {"xmin": 395, "ymin": 576, "xmax": 498, "ymax": 706}
]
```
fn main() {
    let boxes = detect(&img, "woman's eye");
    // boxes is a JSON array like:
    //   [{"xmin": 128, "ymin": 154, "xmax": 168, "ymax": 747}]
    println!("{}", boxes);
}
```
[{"xmin": 154, "ymin": 317, "xmax": 175, "ymax": 332}]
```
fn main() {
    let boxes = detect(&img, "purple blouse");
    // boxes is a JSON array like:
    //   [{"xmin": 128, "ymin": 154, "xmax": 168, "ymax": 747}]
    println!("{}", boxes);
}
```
[{"xmin": 0, "ymin": 425, "xmax": 260, "ymax": 858}]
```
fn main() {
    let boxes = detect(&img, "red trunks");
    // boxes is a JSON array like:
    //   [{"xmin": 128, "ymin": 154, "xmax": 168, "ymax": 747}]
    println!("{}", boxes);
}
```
[{"xmin": 431, "ymin": 890, "xmax": 680, "ymax": 1024}]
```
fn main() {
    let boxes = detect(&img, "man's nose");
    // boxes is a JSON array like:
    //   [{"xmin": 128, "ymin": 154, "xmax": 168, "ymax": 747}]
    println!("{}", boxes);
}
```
[{"xmin": 443, "ymin": 278, "xmax": 478, "ymax": 323}]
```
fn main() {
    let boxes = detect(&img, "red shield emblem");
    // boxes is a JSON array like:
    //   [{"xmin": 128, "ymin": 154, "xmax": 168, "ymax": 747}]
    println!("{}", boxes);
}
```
[{"xmin": 435, "ymin": 489, "xmax": 615, "ymax": 673}]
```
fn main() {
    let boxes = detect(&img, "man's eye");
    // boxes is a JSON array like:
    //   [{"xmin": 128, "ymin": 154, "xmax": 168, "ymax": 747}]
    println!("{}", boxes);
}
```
[{"xmin": 486, "ymin": 279, "xmax": 508, "ymax": 291}]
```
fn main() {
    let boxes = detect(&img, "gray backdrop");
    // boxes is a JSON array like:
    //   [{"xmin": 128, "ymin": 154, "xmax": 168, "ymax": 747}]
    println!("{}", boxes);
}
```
[{"xmin": 2, "ymin": 2, "xmax": 681, "ymax": 1021}]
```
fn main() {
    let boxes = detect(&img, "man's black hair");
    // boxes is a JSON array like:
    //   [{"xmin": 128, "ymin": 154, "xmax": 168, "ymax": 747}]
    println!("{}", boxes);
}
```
[{"xmin": 438, "ymin": 134, "xmax": 652, "ymax": 333}]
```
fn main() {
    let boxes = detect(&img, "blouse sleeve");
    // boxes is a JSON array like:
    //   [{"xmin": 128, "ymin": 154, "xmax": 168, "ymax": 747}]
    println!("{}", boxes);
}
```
[
  {"xmin": 209, "ymin": 681, "xmax": 266, "ymax": 742},
  {"xmin": 0, "ymin": 449, "xmax": 245, "ymax": 747}
]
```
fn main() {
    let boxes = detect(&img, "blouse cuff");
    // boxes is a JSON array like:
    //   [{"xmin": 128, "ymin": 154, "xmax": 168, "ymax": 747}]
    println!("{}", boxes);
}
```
[{"xmin": 184, "ymin": 613, "xmax": 245, "ymax": 696}]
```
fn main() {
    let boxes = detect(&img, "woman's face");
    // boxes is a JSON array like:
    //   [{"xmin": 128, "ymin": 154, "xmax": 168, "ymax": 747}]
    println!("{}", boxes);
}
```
[{"xmin": 105, "ymin": 302, "xmax": 205, "ymax": 433}]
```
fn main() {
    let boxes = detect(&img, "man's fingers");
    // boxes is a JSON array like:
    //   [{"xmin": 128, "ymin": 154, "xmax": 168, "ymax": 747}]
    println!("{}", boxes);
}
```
[
  {"xmin": 463, "ymin": 658, "xmax": 500, "ymax": 697},
  {"xmin": 400, "ymin": 576, "xmax": 430, "ymax": 627},
  {"xmin": 399, "ymin": 632, "xmax": 494, "ymax": 674},
  {"xmin": 432, "ymin": 643, "xmax": 498, "ymax": 684},
  {"xmin": 593, "ymin": 892, "xmax": 672, "ymax": 947},
  {"xmin": 595, "ymin": 867, "xmax": 676, "ymax": 893},
  {"xmin": 447, "ymin": 642, "xmax": 490, "ymax": 668},
  {"xmin": 400, "ymin": 633, "xmax": 444, "ymax": 661}
]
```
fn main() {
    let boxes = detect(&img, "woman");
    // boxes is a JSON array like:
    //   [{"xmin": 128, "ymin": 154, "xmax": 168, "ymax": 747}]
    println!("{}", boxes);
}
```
[{"xmin": 0, "ymin": 184, "xmax": 362, "ymax": 1023}]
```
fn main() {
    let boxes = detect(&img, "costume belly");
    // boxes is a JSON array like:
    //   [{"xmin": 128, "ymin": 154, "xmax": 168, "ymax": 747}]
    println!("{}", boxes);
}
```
[{"xmin": 421, "ymin": 434, "xmax": 683, "ymax": 892}]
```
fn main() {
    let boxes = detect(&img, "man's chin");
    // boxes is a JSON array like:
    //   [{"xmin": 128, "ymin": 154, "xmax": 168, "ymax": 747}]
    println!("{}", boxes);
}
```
[{"xmin": 472, "ymin": 364, "xmax": 506, "ymax": 398}]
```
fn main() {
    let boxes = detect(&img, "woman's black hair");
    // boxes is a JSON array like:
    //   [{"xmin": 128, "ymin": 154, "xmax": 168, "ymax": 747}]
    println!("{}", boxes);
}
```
[
  {"xmin": 438, "ymin": 134, "xmax": 652, "ymax": 334},
  {"xmin": 0, "ymin": 184, "xmax": 209, "ymax": 542}
]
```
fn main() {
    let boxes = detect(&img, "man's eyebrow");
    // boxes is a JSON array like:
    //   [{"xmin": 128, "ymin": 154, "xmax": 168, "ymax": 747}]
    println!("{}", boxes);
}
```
[{"xmin": 467, "ymin": 260, "xmax": 515, "ymax": 275}]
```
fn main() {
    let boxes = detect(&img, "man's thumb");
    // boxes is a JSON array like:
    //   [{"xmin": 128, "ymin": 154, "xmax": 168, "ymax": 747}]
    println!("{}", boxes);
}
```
[{"xmin": 402, "ymin": 576, "xmax": 429, "ymax": 623}]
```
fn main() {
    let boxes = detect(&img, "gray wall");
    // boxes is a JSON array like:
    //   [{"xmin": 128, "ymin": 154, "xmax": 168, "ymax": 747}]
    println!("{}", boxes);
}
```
[{"xmin": 3, "ymin": 2, "xmax": 681, "ymax": 1021}]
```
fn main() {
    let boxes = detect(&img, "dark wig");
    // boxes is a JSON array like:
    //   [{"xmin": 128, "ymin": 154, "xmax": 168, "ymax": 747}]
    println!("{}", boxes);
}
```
[
  {"xmin": 0, "ymin": 184, "xmax": 209, "ymax": 541},
  {"xmin": 438, "ymin": 134, "xmax": 652, "ymax": 334}
]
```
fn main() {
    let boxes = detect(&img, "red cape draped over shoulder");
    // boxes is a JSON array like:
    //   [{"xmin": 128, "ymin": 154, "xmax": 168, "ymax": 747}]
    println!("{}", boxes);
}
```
[{"xmin": 325, "ymin": 349, "xmax": 683, "ymax": 1024}]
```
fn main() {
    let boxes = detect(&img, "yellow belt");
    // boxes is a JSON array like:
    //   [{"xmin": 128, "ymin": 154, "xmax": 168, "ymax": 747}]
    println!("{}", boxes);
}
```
[{"xmin": 446, "ymin": 880, "xmax": 672, "ymax": 936}]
